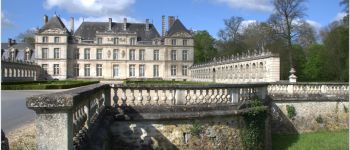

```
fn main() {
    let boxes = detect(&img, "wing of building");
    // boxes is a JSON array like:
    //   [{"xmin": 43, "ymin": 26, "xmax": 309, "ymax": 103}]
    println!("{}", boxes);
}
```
[{"xmin": 35, "ymin": 15, "xmax": 194, "ymax": 80}]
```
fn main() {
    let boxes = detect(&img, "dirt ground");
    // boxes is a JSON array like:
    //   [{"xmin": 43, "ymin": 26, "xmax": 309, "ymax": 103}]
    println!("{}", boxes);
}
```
[{"xmin": 6, "ymin": 121, "xmax": 36, "ymax": 150}]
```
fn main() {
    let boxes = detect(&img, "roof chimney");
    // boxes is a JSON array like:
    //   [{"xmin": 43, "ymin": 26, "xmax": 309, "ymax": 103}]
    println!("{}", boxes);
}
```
[
  {"xmin": 145, "ymin": 19, "xmax": 150, "ymax": 31},
  {"xmin": 70, "ymin": 17, "xmax": 74, "ymax": 34},
  {"xmin": 123, "ymin": 18, "xmax": 127, "ymax": 31},
  {"xmin": 162, "ymin": 15, "xmax": 165, "ymax": 36},
  {"xmin": 43, "ymin": 15, "xmax": 48, "ymax": 25},
  {"xmin": 168, "ymin": 16, "xmax": 175, "ymax": 30},
  {"xmin": 8, "ymin": 38, "xmax": 12, "ymax": 47},
  {"xmin": 108, "ymin": 18, "xmax": 112, "ymax": 31}
]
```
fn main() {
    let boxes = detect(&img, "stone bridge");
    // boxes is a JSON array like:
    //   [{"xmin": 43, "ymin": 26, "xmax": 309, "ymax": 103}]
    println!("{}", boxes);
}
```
[{"xmin": 26, "ymin": 82, "xmax": 348, "ymax": 150}]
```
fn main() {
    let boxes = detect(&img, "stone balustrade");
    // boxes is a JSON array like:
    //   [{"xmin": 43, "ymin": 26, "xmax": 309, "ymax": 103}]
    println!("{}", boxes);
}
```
[
  {"xmin": 26, "ymin": 83, "xmax": 111, "ymax": 150},
  {"xmin": 111, "ymin": 83, "xmax": 268, "ymax": 107},
  {"xmin": 268, "ymin": 82, "xmax": 349, "ymax": 100}
]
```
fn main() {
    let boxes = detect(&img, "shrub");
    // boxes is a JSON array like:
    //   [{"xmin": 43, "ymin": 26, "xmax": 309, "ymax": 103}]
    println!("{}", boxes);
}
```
[
  {"xmin": 1, "ymin": 80, "xmax": 99, "ymax": 90},
  {"xmin": 315, "ymin": 115, "xmax": 324, "ymax": 124},
  {"xmin": 190, "ymin": 121, "xmax": 203, "ymax": 136},
  {"xmin": 286, "ymin": 105, "xmax": 297, "ymax": 119},
  {"xmin": 343, "ymin": 104, "xmax": 348, "ymax": 113}
]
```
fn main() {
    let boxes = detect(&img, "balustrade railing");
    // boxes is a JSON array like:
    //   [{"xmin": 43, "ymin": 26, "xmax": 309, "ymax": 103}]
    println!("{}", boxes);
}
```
[
  {"xmin": 111, "ymin": 83, "xmax": 268, "ymax": 107},
  {"xmin": 268, "ymin": 82, "xmax": 349, "ymax": 99}
]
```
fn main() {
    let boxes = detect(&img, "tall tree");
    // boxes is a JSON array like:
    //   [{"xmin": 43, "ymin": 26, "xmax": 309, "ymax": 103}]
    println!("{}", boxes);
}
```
[
  {"xmin": 269, "ymin": 0, "xmax": 307, "ymax": 67},
  {"xmin": 295, "ymin": 21, "xmax": 317, "ymax": 49},
  {"xmin": 193, "ymin": 30, "xmax": 217, "ymax": 64},
  {"xmin": 16, "ymin": 29, "xmax": 36, "ymax": 47}
]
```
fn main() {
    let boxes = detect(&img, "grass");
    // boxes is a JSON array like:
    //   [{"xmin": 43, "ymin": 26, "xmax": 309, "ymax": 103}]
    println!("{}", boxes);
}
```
[
  {"xmin": 1, "ymin": 80, "xmax": 99, "ymax": 90},
  {"xmin": 272, "ymin": 129, "xmax": 349, "ymax": 150}
]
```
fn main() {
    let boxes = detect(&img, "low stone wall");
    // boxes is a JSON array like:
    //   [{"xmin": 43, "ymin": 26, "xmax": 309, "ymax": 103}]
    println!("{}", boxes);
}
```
[{"xmin": 271, "ymin": 100, "xmax": 349, "ymax": 133}]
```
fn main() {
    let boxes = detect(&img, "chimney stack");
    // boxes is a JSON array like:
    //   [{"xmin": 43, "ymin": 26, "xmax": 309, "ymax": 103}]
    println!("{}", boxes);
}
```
[
  {"xmin": 123, "ymin": 18, "xmax": 127, "ymax": 31},
  {"xmin": 108, "ymin": 18, "xmax": 112, "ymax": 31},
  {"xmin": 145, "ymin": 19, "xmax": 150, "ymax": 31},
  {"xmin": 43, "ymin": 15, "xmax": 48, "ymax": 25},
  {"xmin": 168, "ymin": 16, "xmax": 175, "ymax": 30},
  {"xmin": 8, "ymin": 38, "xmax": 12, "ymax": 47},
  {"xmin": 70, "ymin": 17, "xmax": 74, "ymax": 34},
  {"xmin": 162, "ymin": 15, "xmax": 165, "ymax": 36}
]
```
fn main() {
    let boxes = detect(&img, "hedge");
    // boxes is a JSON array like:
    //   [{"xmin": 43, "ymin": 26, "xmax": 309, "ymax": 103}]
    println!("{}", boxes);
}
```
[{"xmin": 1, "ymin": 80, "xmax": 99, "ymax": 90}]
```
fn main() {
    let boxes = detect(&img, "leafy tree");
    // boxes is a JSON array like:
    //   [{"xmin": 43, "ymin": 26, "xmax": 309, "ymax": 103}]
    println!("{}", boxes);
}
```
[
  {"xmin": 193, "ymin": 30, "xmax": 217, "ymax": 63},
  {"xmin": 269, "ymin": 0, "xmax": 307, "ymax": 67},
  {"xmin": 301, "ymin": 44, "xmax": 331, "ymax": 81},
  {"xmin": 16, "ymin": 29, "xmax": 36, "ymax": 47}
]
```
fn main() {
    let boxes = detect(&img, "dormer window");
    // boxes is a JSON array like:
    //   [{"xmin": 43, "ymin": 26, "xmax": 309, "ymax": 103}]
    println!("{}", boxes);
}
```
[
  {"xmin": 42, "ymin": 36, "xmax": 48, "ymax": 43},
  {"xmin": 54, "ymin": 37, "xmax": 60, "ymax": 43},
  {"xmin": 24, "ymin": 51, "xmax": 30, "ymax": 61},
  {"xmin": 97, "ymin": 38, "xmax": 102, "ymax": 44},
  {"xmin": 171, "ymin": 39, "xmax": 176, "ymax": 46}
]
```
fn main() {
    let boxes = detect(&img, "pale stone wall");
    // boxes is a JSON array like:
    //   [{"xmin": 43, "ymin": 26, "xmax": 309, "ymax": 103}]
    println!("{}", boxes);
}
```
[
  {"xmin": 1, "ymin": 60, "xmax": 41, "ymax": 81},
  {"xmin": 110, "ymin": 116, "xmax": 243, "ymax": 149},
  {"xmin": 271, "ymin": 101, "xmax": 349, "ymax": 133}
]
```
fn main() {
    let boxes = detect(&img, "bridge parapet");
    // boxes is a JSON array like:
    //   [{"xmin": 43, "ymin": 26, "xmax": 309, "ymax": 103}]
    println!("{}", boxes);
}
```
[
  {"xmin": 111, "ymin": 83, "xmax": 268, "ymax": 107},
  {"xmin": 26, "ymin": 83, "xmax": 111, "ymax": 150},
  {"xmin": 268, "ymin": 82, "xmax": 349, "ymax": 100}
]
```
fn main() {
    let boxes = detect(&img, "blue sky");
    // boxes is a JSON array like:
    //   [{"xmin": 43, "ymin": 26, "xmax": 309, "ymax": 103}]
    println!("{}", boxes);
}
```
[{"xmin": 1, "ymin": 0, "xmax": 346, "ymax": 42}]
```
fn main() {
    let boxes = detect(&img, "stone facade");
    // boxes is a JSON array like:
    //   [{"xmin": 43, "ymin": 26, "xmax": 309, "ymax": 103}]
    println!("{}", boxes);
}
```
[
  {"xmin": 190, "ymin": 50, "xmax": 280, "ymax": 83},
  {"xmin": 35, "ymin": 15, "xmax": 194, "ymax": 80}
]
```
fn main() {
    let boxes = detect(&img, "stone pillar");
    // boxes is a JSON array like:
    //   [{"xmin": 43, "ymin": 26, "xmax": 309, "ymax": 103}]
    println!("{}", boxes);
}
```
[
  {"xmin": 175, "ymin": 89, "xmax": 186, "ymax": 105},
  {"xmin": 231, "ymin": 88, "xmax": 239, "ymax": 103}
]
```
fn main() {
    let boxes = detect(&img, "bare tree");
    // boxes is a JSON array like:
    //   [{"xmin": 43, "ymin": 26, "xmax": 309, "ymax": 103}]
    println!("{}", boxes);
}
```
[
  {"xmin": 217, "ymin": 16, "xmax": 244, "ymax": 43},
  {"xmin": 16, "ymin": 29, "xmax": 36, "ymax": 47},
  {"xmin": 295, "ymin": 21, "xmax": 317, "ymax": 49},
  {"xmin": 269, "ymin": 0, "xmax": 307, "ymax": 67}
]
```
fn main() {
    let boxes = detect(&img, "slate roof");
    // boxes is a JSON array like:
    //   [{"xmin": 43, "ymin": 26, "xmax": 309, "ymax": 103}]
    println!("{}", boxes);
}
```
[
  {"xmin": 74, "ymin": 22, "xmax": 160, "ymax": 41},
  {"xmin": 38, "ymin": 15, "xmax": 69, "ymax": 34},
  {"xmin": 167, "ymin": 19, "xmax": 191, "ymax": 37},
  {"xmin": 1, "ymin": 43, "xmax": 35, "ymax": 61}
]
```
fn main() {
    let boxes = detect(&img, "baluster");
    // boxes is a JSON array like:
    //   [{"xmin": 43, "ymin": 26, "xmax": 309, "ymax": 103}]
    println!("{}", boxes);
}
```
[
  {"xmin": 153, "ymin": 89, "xmax": 159, "ymax": 105},
  {"xmin": 161, "ymin": 90, "xmax": 167, "ymax": 105},
  {"xmin": 221, "ymin": 89, "xmax": 227, "ymax": 103},
  {"xmin": 204, "ymin": 89, "xmax": 209, "ymax": 104},
  {"xmin": 168, "ymin": 89, "xmax": 175, "ymax": 105},
  {"xmin": 210, "ymin": 89, "xmax": 216, "ymax": 103},
  {"xmin": 185, "ymin": 89, "xmax": 191, "ymax": 105},
  {"xmin": 146, "ymin": 89, "xmax": 151, "ymax": 105},
  {"xmin": 130, "ymin": 89, "xmax": 135, "ymax": 106},
  {"xmin": 198, "ymin": 90, "xmax": 204, "ymax": 104},
  {"xmin": 192, "ymin": 90, "xmax": 197, "ymax": 104},
  {"xmin": 113, "ymin": 88, "xmax": 119, "ymax": 108},
  {"xmin": 137, "ymin": 89, "xmax": 143, "ymax": 105},
  {"xmin": 121, "ymin": 88, "xmax": 127, "ymax": 107}
]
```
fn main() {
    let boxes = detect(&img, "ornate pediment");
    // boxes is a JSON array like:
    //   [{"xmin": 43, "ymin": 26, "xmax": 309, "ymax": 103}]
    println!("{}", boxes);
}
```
[
  {"xmin": 170, "ymin": 32, "xmax": 192, "ymax": 38},
  {"xmin": 41, "ymin": 28, "xmax": 66, "ymax": 34}
]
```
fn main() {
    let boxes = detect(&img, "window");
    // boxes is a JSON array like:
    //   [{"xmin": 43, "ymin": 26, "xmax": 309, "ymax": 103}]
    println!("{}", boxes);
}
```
[
  {"xmin": 153, "ymin": 65, "xmax": 159, "ymax": 77},
  {"xmin": 113, "ymin": 64, "xmax": 119, "ymax": 77},
  {"xmin": 74, "ymin": 49, "xmax": 79, "ymax": 59},
  {"xmin": 84, "ymin": 64, "xmax": 90, "ymax": 76},
  {"xmin": 42, "ymin": 36, "xmax": 48, "ymax": 43},
  {"xmin": 96, "ymin": 49, "xmax": 102, "ymax": 59},
  {"xmin": 74, "ymin": 64, "xmax": 79, "ymax": 77},
  {"xmin": 139, "ymin": 49, "xmax": 145, "ymax": 60},
  {"xmin": 24, "ymin": 51, "xmax": 30, "ymax": 60},
  {"xmin": 9, "ymin": 51, "xmax": 15, "ymax": 61},
  {"xmin": 54, "ymin": 37, "xmax": 60, "ymax": 43},
  {"xmin": 42, "ymin": 48, "xmax": 48, "ymax": 59},
  {"xmin": 129, "ymin": 65, "xmax": 135, "ymax": 77},
  {"xmin": 130, "ymin": 38, "xmax": 136, "ymax": 45},
  {"xmin": 183, "ymin": 39, "xmax": 187, "ymax": 46},
  {"xmin": 113, "ymin": 38, "xmax": 118, "ymax": 45},
  {"xmin": 171, "ymin": 65, "xmax": 177, "ymax": 76},
  {"xmin": 84, "ymin": 48, "xmax": 90, "ymax": 59},
  {"xmin": 53, "ymin": 64, "xmax": 60, "ymax": 75},
  {"xmin": 171, "ymin": 39, "xmax": 176, "ymax": 46},
  {"xmin": 153, "ymin": 50, "xmax": 159, "ymax": 60},
  {"xmin": 129, "ymin": 49, "xmax": 135, "ymax": 60},
  {"xmin": 42, "ymin": 64, "xmax": 48, "ymax": 74},
  {"xmin": 182, "ymin": 65, "xmax": 188, "ymax": 76},
  {"xmin": 97, "ymin": 38, "xmax": 102, "ymax": 44},
  {"xmin": 171, "ymin": 50, "xmax": 177, "ymax": 60},
  {"xmin": 96, "ymin": 64, "xmax": 102, "ymax": 76},
  {"xmin": 182, "ymin": 50, "xmax": 188, "ymax": 61},
  {"xmin": 54, "ymin": 48, "xmax": 60, "ymax": 59},
  {"xmin": 139, "ymin": 64, "xmax": 145, "ymax": 77},
  {"xmin": 113, "ymin": 49, "xmax": 119, "ymax": 60}
]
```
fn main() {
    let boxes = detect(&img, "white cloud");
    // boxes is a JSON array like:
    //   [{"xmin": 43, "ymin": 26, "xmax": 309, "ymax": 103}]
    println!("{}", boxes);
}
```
[
  {"xmin": 1, "ymin": 11, "xmax": 14, "ymax": 29},
  {"xmin": 44, "ymin": 0, "xmax": 135, "ymax": 17},
  {"xmin": 61, "ymin": 16, "xmax": 141, "ymax": 31},
  {"xmin": 214, "ymin": 0, "xmax": 273, "ymax": 12},
  {"xmin": 333, "ymin": 12, "xmax": 347, "ymax": 21},
  {"xmin": 305, "ymin": 19, "xmax": 321, "ymax": 31}
]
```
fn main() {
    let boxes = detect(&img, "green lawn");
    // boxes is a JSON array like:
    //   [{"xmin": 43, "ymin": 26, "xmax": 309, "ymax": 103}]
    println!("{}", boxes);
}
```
[
  {"xmin": 1, "ymin": 80, "xmax": 99, "ymax": 90},
  {"xmin": 272, "ymin": 129, "xmax": 349, "ymax": 150}
]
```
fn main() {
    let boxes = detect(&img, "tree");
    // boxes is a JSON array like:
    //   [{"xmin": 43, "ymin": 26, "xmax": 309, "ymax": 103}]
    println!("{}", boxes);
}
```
[
  {"xmin": 193, "ymin": 30, "xmax": 217, "ymax": 64},
  {"xmin": 269, "ymin": 0, "xmax": 307, "ymax": 67},
  {"xmin": 295, "ymin": 21, "xmax": 317, "ymax": 49},
  {"xmin": 16, "ymin": 29, "xmax": 36, "ymax": 47}
]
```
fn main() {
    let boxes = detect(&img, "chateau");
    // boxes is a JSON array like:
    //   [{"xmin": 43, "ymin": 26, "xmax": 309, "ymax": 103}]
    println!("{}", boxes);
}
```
[{"xmin": 35, "ymin": 15, "xmax": 194, "ymax": 80}]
